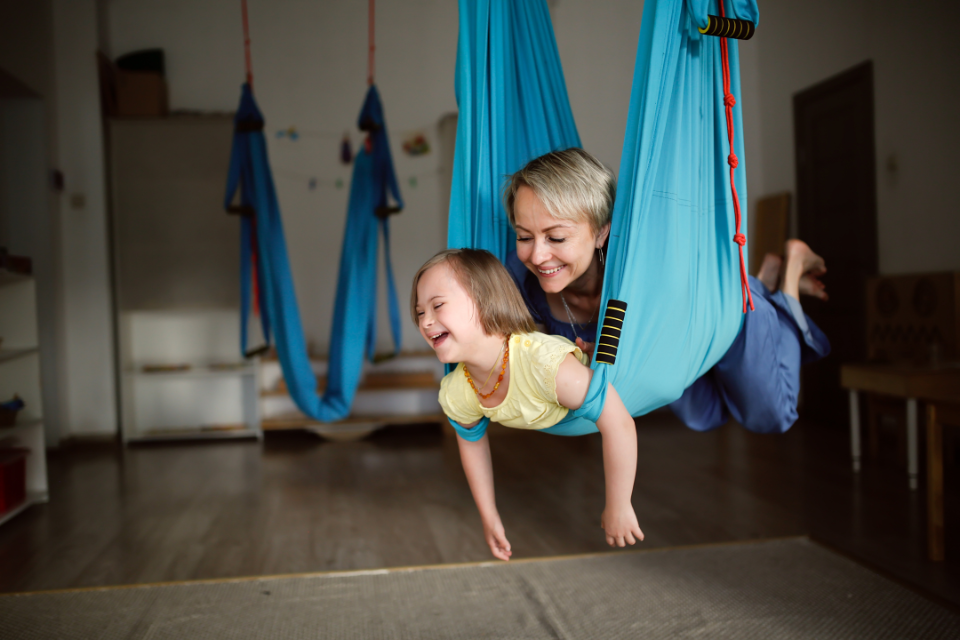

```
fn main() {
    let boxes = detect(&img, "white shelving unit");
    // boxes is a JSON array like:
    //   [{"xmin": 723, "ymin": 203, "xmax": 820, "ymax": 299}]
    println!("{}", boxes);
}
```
[
  {"xmin": 0, "ymin": 271, "xmax": 48, "ymax": 526},
  {"xmin": 117, "ymin": 310, "xmax": 262, "ymax": 443}
]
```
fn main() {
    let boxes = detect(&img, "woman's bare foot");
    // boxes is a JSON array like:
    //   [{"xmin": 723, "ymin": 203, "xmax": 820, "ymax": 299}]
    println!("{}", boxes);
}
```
[
  {"xmin": 799, "ymin": 271, "xmax": 829, "ymax": 300},
  {"xmin": 756, "ymin": 253, "xmax": 782, "ymax": 292},
  {"xmin": 780, "ymin": 239, "xmax": 827, "ymax": 301}
]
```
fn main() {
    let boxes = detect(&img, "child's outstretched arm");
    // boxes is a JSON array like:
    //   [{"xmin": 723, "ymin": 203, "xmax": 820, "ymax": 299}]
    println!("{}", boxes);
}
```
[
  {"xmin": 556, "ymin": 355, "xmax": 644, "ymax": 548},
  {"xmin": 456, "ymin": 429, "xmax": 513, "ymax": 561}
]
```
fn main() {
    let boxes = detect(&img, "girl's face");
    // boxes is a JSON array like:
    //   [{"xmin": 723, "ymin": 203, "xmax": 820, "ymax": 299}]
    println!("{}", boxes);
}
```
[
  {"xmin": 415, "ymin": 262, "xmax": 485, "ymax": 364},
  {"xmin": 513, "ymin": 186, "xmax": 609, "ymax": 294}
]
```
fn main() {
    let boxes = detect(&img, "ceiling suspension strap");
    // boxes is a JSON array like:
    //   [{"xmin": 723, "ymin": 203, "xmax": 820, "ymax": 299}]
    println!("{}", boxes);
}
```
[
  {"xmin": 368, "ymin": 0, "xmax": 376, "ymax": 86},
  {"xmin": 241, "ymin": 0, "xmax": 254, "ymax": 89}
]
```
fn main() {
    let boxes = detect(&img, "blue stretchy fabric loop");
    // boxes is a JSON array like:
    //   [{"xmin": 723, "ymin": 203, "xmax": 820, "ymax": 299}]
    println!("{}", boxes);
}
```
[
  {"xmin": 447, "ymin": 0, "xmax": 756, "ymax": 437},
  {"xmin": 225, "ymin": 83, "xmax": 403, "ymax": 422}
]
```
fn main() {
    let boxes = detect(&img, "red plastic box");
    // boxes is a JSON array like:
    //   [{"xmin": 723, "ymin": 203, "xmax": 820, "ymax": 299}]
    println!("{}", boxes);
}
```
[{"xmin": 0, "ymin": 448, "xmax": 28, "ymax": 514}]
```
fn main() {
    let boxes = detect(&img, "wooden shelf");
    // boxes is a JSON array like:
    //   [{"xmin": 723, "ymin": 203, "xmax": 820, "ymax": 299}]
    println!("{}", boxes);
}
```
[
  {"xmin": 0, "ymin": 348, "xmax": 39, "ymax": 364},
  {"xmin": 259, "ymin": 350, "xmax": 437, "ymax": 363},
  {"xmin": 0, "ymin": 418, "xmax": 43, "ymax": 439},
  {"xmin": 126, "ymin": 365, "xmax": 257, "ymax": 380},
  {"xmin": 261, "ymin": 371, "xmax": 438, "ymax": 397}
]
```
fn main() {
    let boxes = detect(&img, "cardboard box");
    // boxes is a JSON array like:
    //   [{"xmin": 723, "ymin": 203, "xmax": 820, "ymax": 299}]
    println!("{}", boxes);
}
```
[{"xmin": 115, "ymin": 70, "xmax": 168, "ymax": 117}]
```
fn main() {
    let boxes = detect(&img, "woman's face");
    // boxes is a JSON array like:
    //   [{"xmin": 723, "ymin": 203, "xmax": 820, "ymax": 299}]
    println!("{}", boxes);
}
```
[{"xmin": 513, "ymin": 185, "xmax": 609, "ymax": 294}]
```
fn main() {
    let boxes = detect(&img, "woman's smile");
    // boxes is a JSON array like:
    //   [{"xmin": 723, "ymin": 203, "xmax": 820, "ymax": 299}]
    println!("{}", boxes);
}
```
[{"xmin": 537, "ymin": 264, "xmax": 566, "ymax": 277}]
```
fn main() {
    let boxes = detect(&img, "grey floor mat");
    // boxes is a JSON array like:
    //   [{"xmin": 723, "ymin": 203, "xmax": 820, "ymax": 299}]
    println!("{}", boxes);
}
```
[{"xmin": 2, "ymin": 538, "xmax": 958, "ymax": 639}]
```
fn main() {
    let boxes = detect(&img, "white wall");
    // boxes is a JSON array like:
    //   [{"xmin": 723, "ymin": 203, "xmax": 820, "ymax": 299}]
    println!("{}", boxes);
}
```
[
  {"xmin": 552, "ymin": 0, "xmax": 645, "ymax": 172},
  {"xmin": 52, "ymin": 0, "xmax": 117, "ymax": 436},
  {"xmin": 753, "ymin": 0, "xmax": 960, "ymax": 274}
]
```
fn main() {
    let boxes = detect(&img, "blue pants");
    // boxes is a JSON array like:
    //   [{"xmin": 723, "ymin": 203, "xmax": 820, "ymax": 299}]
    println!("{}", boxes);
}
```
[{"xmin": 668, "ymin": 276, "xmax": 831, "ymax": 434}]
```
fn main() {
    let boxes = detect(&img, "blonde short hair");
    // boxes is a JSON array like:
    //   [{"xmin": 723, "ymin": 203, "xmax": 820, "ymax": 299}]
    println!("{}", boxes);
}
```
[
  {"xmin": 411, "ymin": 249, "xmax": 536, "ymax": 337},
  {"xmin": 503, "ymin": 148, "xmax": 616, "ymax": 236}
]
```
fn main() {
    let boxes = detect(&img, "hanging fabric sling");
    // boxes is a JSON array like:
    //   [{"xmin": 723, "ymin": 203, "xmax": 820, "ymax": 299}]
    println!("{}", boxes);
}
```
[
  {"xmin": 224, "ymin": 1, "xmax": 403, "ymax": 422},
  {"xmin": 448, "ymin": 0, "xmax": 758, "ymax": 439}
]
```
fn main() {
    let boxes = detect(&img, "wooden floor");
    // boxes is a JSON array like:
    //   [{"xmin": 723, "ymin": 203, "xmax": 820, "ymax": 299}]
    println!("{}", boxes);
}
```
[{"xmin": 1, "ymin": 411, "xmax": 958, "ymax": 608}]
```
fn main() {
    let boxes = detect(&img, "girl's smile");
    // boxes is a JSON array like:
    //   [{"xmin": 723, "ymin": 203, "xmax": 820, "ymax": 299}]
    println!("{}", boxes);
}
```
[{"xmin": 415, "ymin": 262, "xmax": 504, "ymax": 372}]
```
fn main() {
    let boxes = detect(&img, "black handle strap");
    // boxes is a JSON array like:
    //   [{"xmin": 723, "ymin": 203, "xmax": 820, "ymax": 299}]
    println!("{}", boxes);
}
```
[{"xmin": 595, "ymin": 300, "xmax": 627, "ymax": 366}]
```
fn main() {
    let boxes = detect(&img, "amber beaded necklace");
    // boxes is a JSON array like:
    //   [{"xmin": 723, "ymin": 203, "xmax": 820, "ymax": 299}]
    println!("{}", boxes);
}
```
[{"xmin": 464, "ymin": 340, "xmax": 509, "ymax": 399}]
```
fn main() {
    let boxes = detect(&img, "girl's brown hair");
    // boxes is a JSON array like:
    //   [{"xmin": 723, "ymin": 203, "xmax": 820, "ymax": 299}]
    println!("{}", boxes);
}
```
[{"xmin": 411, "ymin": 249, "xmax": 536, "ymax": 337}]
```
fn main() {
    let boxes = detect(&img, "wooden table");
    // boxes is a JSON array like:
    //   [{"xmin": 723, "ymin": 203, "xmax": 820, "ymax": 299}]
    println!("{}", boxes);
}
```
[
  {"xmin": 840, "ymin": 363, "xmax": 960, "ymax": 490},
  {"xmin": 926, "ymin": 402, "xmax": 960, "ymax": 561}
]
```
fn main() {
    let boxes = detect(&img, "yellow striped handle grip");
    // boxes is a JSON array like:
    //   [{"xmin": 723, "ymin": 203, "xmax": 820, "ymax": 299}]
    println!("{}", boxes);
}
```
[
  {"xmin": 595, "ymin": 300, "xmax": 627, "ymax": 366},
  {"xmin": 698, "ymin": 15, "xmax": 756, "ymax": 40}
]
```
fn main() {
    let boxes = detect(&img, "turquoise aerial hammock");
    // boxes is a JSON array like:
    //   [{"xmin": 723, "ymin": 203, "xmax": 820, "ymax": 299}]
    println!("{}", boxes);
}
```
[
  {"xmin": 224, "ymin": 1, "xmax": 403, "ymax": 423},
  {"xmin": 224, "ymin": 82, "xmax": 403, "ymax": 422},
  {"xmin": 448, "ymin": 0, "xmax": 759, "ymax": 440}
]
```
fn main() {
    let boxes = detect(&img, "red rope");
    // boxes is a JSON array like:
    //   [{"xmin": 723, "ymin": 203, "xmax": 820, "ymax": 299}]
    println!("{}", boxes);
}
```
[
  {"xmin": 718, "ymin": 0, "xmax": 753, "ymax": 312},
  {"xmin": 242, "ymin": 0, "xmax": 253, "ymax": 89},
  {"xmin": 368, "ymin": 0, "xmax": 376, "ymax": 86}
]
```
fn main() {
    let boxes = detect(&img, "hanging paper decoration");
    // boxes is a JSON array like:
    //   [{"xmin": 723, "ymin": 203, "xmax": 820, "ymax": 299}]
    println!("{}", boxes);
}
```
[
  {"xmin": 402, "ymin": 132, "xmax": 430, "ymax": 156},
  {"xmin": 340, "ymin": 132, "xmax": 354, "ymax": 164}
]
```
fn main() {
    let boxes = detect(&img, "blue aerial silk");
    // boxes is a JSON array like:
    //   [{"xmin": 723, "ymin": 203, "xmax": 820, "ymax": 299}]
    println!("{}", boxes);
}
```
[
  {"xmin": 448, "ymin": 0, "xmax": 757, "ymax": 440},
  {"xmin": 224, "ymin": 83, "xmax": 403, "ymax": 422}
]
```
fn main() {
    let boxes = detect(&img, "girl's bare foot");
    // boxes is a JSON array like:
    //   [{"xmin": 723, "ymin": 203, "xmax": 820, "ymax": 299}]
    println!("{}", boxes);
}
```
[{"xmin": 756, "ymin": 253, "xmax": 782, "ymax": 292}]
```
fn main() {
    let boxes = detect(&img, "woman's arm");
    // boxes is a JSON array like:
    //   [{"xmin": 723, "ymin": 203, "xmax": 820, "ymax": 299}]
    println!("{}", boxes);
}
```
[
  {"xmin": 456, "ymin": 429, "xmax": 513, "ymax": 561},
  {"xmin": 556, "ymin": 355, "xmax": 644, "ymax": 547}
]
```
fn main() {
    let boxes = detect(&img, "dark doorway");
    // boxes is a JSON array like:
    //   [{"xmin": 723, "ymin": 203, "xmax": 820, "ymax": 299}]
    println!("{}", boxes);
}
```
[{"xmin": 794, "ymin": 61, "xmax": 878, "ymax": 427}]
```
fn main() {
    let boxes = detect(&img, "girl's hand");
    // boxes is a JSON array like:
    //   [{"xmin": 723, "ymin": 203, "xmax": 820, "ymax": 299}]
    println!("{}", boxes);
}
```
[
  {"xmin": 574, "ymin": 338, "xmax": 595, "ymax": 363},
  {"xmin": 601, "ymin": 505, "xmax": 644, "ymax": 548},
  {"xmin": 483, "ymin": 517, "xmax": 513, "ymax": 561}
]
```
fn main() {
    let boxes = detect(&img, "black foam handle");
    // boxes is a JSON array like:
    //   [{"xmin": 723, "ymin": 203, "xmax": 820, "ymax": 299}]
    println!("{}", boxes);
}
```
[
  {"xmin": 698, "ymin": 15, "xmax": 756, "ymax": 40},
  {"xmin": 595, "ymin": 300, "xmax": 627, "ymax": 366}
]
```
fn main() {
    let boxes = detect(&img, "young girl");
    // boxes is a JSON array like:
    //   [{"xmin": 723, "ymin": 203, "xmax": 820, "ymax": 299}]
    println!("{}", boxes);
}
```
[{"xmin": 412, "ymin": 248, "xmax": 643, "ymax": 561}]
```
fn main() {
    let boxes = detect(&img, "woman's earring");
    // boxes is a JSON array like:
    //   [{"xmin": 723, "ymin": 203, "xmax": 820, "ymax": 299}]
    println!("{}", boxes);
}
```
[{"xmin": 599, "ymin": 247, "xmax": 605, "ymax": 266}]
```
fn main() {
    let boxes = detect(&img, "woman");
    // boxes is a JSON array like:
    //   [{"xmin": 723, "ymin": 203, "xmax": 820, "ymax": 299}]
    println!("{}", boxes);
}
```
[{"xmin": 503, "ymin": 148, "xmax": 830, "ymax": 434}]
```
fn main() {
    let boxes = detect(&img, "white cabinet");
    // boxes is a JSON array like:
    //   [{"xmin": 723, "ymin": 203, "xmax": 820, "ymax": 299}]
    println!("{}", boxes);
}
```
[
  {"xmin": 109, "ymin": 117, "xmax": 261, "ymax": 443},
  {"xmin": 0, "ymin": 271, "xmax": 48, "ymax": 526}
]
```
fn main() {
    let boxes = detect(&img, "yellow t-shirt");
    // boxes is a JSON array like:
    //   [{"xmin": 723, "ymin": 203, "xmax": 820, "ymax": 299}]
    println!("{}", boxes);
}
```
[{"xmin": 438, "ymin": 332, "xmax": 589, "ymax": 430}]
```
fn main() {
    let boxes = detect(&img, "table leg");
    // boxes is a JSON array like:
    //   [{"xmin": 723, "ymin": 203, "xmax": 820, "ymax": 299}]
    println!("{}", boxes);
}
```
[
  {"xmin": 907, "ymin": 398, "xmax": 918, "ymax": 490},
  {"xmin": 850, "ymin": 390, "xmax": 861, "ymax": 472},
  {"xmin": 927, "ymin": 405, "xmax": 944, "ymax": 562}
]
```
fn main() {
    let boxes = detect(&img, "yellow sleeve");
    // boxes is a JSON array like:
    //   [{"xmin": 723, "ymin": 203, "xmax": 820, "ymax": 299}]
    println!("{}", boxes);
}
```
[
  {"xmin": 438, "ymin": 365, "xmax": 484, "ymax": 425},
  {"xmin": 525, "ymin": 334, "xmax": 586, "ymax": 406}
]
